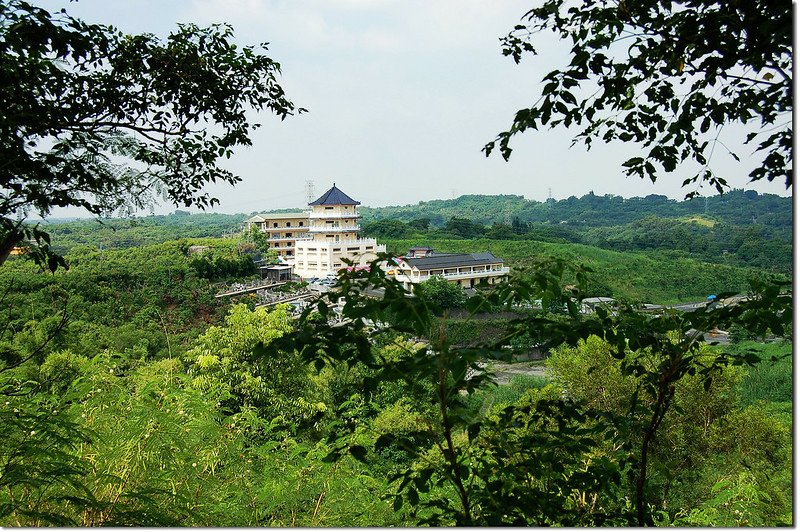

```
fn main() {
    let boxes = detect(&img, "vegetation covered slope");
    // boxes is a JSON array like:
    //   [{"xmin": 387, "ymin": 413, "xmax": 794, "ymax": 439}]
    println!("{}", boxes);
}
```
[
  {"xmin": 0, "ymin": 219, "xmax": 791, "ymax": 526},
  {"xmin": 361, "ymin": 190, "xmax": 791, "ymax": 274},
  {"xmin": 360, "ymin": 189, "xmax": 790, "ymax": 229},
  {"xmin": 381, "ymin": 238, "xmax": 783, "ymax": 304}
]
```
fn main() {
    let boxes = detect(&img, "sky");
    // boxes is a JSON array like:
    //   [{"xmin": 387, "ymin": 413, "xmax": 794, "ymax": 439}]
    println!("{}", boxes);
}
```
[{"xmin": 38, "ymin": 0, "xmax": 791, "ymax": 216}]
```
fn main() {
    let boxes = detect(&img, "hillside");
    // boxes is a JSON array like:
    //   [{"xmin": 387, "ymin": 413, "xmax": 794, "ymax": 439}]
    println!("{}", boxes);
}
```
[
  {"xmin": 39, "ymin": 212, "xmax": 247, "ymax": 253},
  {"xmin": 359, "ymin": 189, "xmax": 791, "ymax": 229},
  {"xmin": 4, "ymin": 206, "xmax": 791, "ymax": 527},
  {"xmin": 360, "ymin": 189, "xmax": 792, "ymax": 274},
  {"xmin": 381, "ymin": 238, "xmax": 782, "ymax": 304}
]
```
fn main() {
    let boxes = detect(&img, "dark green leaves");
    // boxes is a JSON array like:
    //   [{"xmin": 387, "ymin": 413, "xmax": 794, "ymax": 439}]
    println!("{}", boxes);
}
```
[
  {"xmin": 0, "ymin": 0, "xmax": 303, "ymax": 268},
  {"xmin": 348, "ymin": 445, "xmax": 368, "ymax": 463},
  {"xmin": 485, "ymin": 0, "xmax": 792, "ymax": 195}
]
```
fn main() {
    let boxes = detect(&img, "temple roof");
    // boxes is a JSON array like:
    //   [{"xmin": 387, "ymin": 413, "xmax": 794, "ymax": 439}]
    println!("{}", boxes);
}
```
[{"xmin": 309, "ymin": 184, "xmax": 360, "ymax": 206}]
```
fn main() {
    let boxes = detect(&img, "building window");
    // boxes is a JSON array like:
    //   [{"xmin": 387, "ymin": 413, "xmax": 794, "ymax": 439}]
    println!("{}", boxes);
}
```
[
  {"xmin": 273, "ymin": 222, "xmax": 278, "ymax": 227},
  {"xmin": 333, "ymin": 248, "xmax": 341, "ymax": 252},
  {"xmin": 286, "ymin": 222, "xmax": 290, "ymax": 227},
  {"xmin": 285, "ymin": 233, "xmax": 292, "ymax": 237},
  {"xmin": 365, "ymin": 246, "xmax": 373, "ymax": 250},
  {"xmin": 347, "ymin": 247, "xmax": 359, "ymax": 251},
  {"xmin": 299, "ymin": 222, "xmax": 304, "ymax": 227},
  {"xmin": 325, "ymin": 206, "xmax": 333, "ymax": 210}
]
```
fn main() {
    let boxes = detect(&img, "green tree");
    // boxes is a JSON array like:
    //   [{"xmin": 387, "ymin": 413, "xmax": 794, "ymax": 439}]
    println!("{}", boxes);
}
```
[
  {"xmin": 186, "ymin": 304, "xmax": 324, "ymax": 426},
  {"xmin": 416, "ymin": 276, "xmax": 466, "ymax": 312},
  {"xmin": 546, "ymin": 335, "xmax": 787, "ymax": 522},
  {"xmin": 444, "ymin": 217, "xmax": 485, "ymax": 238},
  {"xmin": 244, "ymin": 226, "xmax": 269, "ymax": 253},
  {"xmin": 407, "ymin": 217, "xmax": 431, "ymax": 231},
  {"xmin": 485, "ymin": 0, "xmax": 792, "ymax": 195},
  {"xmin": 0, "ymin": 0, "xmax": 303, "ymax": 267},
  {"xmin": 362, "ymin": 219, "xmax": 410, "ymax": 239},
  {"xmin": 487, "ymin": 222, "xmax": 515, "ymax": 240},
  {"xmin": 275, "ymin": 255, "xmax": 790, "ymax": 526}
]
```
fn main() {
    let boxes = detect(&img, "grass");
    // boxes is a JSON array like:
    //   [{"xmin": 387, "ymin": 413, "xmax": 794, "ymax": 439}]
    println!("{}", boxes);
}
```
[
  {"xmin": 383, "ymin": 237, "xmax": 770, "ymax": 304},
  {"xmin": 730, "ymin": 340, "xmax": 792, "ymax": 406},
  {"xmin": 681, "ymin": 215, "xmax": 716, "ymax": 227},
  {"xmin": 466, "ymin": 374, "xmax": 550, "ymax": 416}
]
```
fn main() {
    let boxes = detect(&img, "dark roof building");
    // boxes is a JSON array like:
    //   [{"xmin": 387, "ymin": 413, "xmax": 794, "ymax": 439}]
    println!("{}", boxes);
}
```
[
  {"xmin": 392, "ymin": 248, "xmax": 509, "ymax": 289},
  {"xmin": 309, "ymin": 184, "xmax": 360, "ymax": 206},
  {"xmin": 403, "ymin": 252, "xmax": 503, "ymax": 270}
]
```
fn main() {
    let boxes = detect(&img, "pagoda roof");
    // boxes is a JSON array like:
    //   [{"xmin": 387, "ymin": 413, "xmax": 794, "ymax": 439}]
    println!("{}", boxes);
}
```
[{"xmin": 309, "ymin": 184, "xmax": 360, "ymax": 206}]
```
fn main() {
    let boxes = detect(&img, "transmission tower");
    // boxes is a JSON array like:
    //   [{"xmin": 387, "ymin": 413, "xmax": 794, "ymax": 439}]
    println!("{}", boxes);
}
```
[{"xmin": 305, "ymin": 180, "xmax": 316, "ymax": 205}]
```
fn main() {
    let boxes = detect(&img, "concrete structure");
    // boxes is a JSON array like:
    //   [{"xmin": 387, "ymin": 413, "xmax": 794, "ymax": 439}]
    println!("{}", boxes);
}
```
[
  {"xmin": 259, "ymin": 264, "xmax": 293, "ymax": 282},
  {"xmin": 294, "ymin": 184, "xmax": 386, "ymax": 279},
  {"xmin": 244, "ymin": 212, "xmax": 310, "ymax": 261},
  {"xmin": 580, "ymin": 297, "xmax": 616, "ymax": 314},
  {"xmin": 407, "ymin": 246, "xmax": 435, "ymax": 258},
  {"xmin": 391, "ymin": 248, "xmax": 509, "ymax": 290}
]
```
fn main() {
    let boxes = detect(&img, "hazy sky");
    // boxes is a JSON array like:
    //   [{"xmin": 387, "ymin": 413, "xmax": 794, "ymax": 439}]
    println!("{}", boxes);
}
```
[{"xmin": 39, "ymin": 0, "xmax": 791, "ymax": 215}]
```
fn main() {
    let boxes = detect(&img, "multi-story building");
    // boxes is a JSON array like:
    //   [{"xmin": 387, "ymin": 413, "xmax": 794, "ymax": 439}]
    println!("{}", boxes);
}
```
[
  {"xmin": 391, "ymin": 247, "xmax": 509, "ymax": 290},
  {"xmin": 244, "ymin": 211, "xmax": 310, "ymax": 261},
  {"xmin": 294, "ymin": 184, "xmax": 386, "ymax": 279}
]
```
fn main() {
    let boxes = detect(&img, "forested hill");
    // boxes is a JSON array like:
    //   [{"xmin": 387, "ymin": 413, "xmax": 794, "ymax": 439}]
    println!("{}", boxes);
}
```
[
  {"xmin": 40, "ymin": 212, "xmax": 247, "ymax": 253},
  {"xmin": 33, "ymin": 189, "xmax": 791, "ymax": 274},
  {"xmin": 359, "ymin": 189, "xmax": 791, "ymax": 274},
  {"xmin": 359, "ymin": 189, "xmax": 791, "ymax": 229}
]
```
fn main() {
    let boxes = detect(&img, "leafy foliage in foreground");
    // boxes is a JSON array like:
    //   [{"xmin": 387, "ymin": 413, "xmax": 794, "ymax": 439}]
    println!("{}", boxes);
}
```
[
  {"xmin": 273, "ymin": 255, "xmax": 791, "ymax": 526},
  {"xmin": 0, "ymin": 236, "xmax": 791, "ymax": 526},
  {"xmin": 0, "ymin": 318, "xmax": 403, "ymax": 526},
  {"xmin": 0, "ymin": 0, "xmax": 302, "ymax": 267},
  {"xmin": 485, "ymin": 0, "xmax": 791, "ymax": 193}
]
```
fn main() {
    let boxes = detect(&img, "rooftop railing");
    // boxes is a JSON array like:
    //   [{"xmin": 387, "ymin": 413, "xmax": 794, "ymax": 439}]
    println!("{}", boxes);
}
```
[
  {"xmin": 394, "ymin": 267, "xmax": 510, "ymax": 282},
  {"xmin": 308, "ymin": 225, "xmax": 361, "ymax": 233},
  {"xmin": 308, "ymin": 212, "xmax": 361, "ymax": 219}
]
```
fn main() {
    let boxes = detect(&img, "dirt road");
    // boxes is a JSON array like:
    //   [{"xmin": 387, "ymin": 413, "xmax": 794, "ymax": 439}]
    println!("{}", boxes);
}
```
[{"xmin": 489, "ymin": 361, "xmax": 547, "ymax": 385}]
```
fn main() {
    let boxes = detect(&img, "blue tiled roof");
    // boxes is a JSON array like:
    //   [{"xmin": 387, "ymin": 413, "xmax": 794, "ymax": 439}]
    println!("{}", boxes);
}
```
[{"xmin": 309, "ymin": 184, "xmax": 360, "ymax": 206}]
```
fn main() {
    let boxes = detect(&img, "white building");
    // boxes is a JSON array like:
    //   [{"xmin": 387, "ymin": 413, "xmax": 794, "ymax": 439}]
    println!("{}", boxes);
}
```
[
  {"xmin": 244, "ymin": 211, "xmax": 310, "ymax": 261},
  {"xmin": 293, "ymin": 184, "xmax": 386, "ymax": 279},
  {"xmin": 391, "ymin": 248, "xmax": 509, "ymax": 290}
]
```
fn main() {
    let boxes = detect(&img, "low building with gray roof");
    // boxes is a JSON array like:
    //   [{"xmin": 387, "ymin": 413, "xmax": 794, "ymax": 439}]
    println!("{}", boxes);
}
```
[{"xmin": 391, "ymin": 248, "xmax": 509, "ymax": 290}]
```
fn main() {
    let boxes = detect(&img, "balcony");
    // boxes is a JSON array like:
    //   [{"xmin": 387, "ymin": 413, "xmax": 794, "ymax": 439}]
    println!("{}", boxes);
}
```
[
  {"xmin": 394, "ymin": 267, "xmax": 510, "ymax": 284},
  {"xmin": 308, "ymin": 225, "xmax": 361, "ymax": 233},
  {"xmin": 267, "ymin": 236, "xmax": 305, "ymax": 241},
  {"xmin": 309, "ymin": 212, "xmax": 361, "ymax": 220},
  {"xmin": 296, "ymin": 238, "xmax": 384, "ymax": 248}
]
